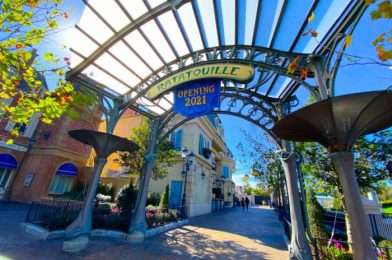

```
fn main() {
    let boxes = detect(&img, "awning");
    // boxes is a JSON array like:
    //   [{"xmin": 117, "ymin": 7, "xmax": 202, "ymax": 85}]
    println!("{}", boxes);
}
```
[
  {"xmin": 0, "ymin": 154, "xmax": 17, "ymax": 169},
  {"xmin": 56, "ymin": 163, "xmax": 78, "ymax": 177}
]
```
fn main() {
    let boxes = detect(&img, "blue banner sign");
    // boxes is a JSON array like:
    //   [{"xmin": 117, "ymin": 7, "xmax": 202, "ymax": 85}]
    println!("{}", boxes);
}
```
[{"xmin": 174, "ymin": 80, "xmax": 220, "ymax": 118}]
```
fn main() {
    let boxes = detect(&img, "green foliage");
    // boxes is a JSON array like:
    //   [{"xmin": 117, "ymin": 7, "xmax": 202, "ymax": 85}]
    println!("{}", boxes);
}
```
[
  {"xmin": 252, "ymin": 188, "xmax": 270, "ymax": 197},
  {"xmin": 146, "ymin": 192, "xmax": 161, "ymax": 206},
  {"xmin": 145, "ymin": 209, "xmax": 179, "ymax": 229},
  {"xmin": 115, "ymin": 119, "xmax": 177, "ymax": 180},
  {"xmin": 366, "ymin": 0, "xmax": 392, "ymax": 61},
  {"xmin": 40, "ymin": 211, "xmax": 78, "ymax": 231},
  {"xmin": 159, "ymin": 184, "xmax": 169, "ymax": 209},
  {"xmin": 115, "ymin": 184, "xmax": 138, "ymax": 214},
  {"xmin": 377, "ymin": 239, "xmax": 392, "ymax": 257},
  {"xmin": 244, "ymin": 187, "xmax": 253, "ymax": 195},
  {"xmin": 97, "ymin": 183, "xmax": 114, "ymax": 199},
  {"xmin": 332, "ymin": 195, "xmax": 344, "ymax": 211},
  {"xmin": 0, "ymin": 0, "xmax": 94, "ymax": 143},
  {"xmin": 297, "ymin": 130, "xmax": 392, "ymax": 194},
  {"xmin": 306, "ymin": 189, "xmax": 328, "ymax": 240}
]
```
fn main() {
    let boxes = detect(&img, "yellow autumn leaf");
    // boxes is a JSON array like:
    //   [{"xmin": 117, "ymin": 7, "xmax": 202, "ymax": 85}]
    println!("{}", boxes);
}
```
[
  {"xmin": 0, "ymin": 92, "xmax": 10, "ymax": 99},
  {"xmin": 345, "ymin": 35, "xmax": 352, "ymax": 47},
  {"xmin": 308, "ymin": 12, "xmax": 315, "ymax": 23},
  {"xmin": 6, "ymin": 139, "xmax": 14, "ymax": 145}
]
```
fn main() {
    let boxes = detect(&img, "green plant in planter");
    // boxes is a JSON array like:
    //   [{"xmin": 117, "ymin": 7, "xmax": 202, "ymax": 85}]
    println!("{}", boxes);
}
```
[
  {"xmin": 116, "ymin": 184, "xmax": 138, "ymax": 215},
  {"xmin": 146, "ymin": 210, "xmax": 158, "ymax": 228},
  {"xmin": 40, "ymin": 211, "xmax": 79, "ymax": 231},
  {"xmin": 159, "ymin": 184, "xmax": 169, "ymax": 209},
  {"xmin": 104, "ymin": 214, "xmax": 129, "ymax": 232}
]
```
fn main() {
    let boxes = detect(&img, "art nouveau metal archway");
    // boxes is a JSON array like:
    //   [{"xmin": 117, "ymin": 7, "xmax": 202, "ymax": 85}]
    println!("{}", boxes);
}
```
[{"xmin": 66, "ymin": 1, "xmax": 368, "ymax": 259}]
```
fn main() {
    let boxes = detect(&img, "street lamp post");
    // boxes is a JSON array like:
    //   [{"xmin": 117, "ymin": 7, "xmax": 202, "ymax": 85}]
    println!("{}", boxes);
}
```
[{"xmin": 181, "ymin": 147, "xmax": 194, "ymax": 219}]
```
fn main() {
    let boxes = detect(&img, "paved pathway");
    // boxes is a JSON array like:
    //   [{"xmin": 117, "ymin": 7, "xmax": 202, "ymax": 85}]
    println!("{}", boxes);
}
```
[{"xmin": 0, "ymin": 203, "xmax": 287, "ymax": 260}]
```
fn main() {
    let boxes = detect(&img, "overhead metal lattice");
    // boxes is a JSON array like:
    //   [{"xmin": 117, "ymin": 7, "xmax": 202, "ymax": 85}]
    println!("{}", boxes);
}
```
[{"xmin": 68, "ymin": 0, "xmax": 366, "ymax": 119}]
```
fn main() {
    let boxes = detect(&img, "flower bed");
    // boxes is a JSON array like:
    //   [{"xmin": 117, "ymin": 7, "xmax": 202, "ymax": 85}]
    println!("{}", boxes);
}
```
[{"xmin": 145, "ymin": 207, "xmax": 180, "ymax": 229}]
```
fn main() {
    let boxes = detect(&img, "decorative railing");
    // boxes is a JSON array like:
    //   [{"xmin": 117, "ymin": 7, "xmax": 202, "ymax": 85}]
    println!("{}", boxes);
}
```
[{"xmin": 25, "ymin": 199, "xmax": 83, "ymax": 225}]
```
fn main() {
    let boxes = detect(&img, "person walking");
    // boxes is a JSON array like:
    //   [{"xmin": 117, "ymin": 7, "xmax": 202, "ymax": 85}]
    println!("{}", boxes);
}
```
[
  {"xmin": 241, "ymin": 198, "xmax": 245, "ymax": 212},
  {"xmin": 245, "ymin": 196, "xmax": 250, "ymax": 211}
]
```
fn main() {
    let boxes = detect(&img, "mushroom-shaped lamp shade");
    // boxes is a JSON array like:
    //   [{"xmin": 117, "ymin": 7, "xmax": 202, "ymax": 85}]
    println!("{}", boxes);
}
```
[
  {"xmin": 272, "ymin": 91, "xmax": 392, "ymax": 151},
  {"xmin": 68, "ymin": 129, "xmax": 139, "ymax": 158}
]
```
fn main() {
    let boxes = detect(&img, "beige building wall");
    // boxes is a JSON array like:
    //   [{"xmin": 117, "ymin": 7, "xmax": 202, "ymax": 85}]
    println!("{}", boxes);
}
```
[{"xmin": 96, "ymin": 113, "xmax": 235, "ymax": 218}]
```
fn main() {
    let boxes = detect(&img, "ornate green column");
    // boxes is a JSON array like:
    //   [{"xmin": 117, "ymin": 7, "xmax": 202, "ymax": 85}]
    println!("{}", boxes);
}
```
[
  {"xmin": 128, "ymin": 120, "xmax": 160, "ymax": 242},
  {"xmin": 330, "ymin": 152, "xmax": 376, "ymax": 259},
  {"xmin": 280, "ymin": 151, "xmax": 313, "ymax": 260},
  {"xmin": 65, "ymin": 157, "xmax": 107, "ymax": 237}
]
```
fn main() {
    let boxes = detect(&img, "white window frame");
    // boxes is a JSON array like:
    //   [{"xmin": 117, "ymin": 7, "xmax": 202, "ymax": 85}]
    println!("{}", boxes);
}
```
[{"xmin": 5, "ymin": 113, "xmax": 40, "ymax": 138}]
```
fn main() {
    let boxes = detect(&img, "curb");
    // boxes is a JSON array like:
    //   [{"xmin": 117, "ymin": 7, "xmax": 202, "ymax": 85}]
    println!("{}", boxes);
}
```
[{"xmin": 21, "ymin": 219, "xmax": 189, "ymax": 240}]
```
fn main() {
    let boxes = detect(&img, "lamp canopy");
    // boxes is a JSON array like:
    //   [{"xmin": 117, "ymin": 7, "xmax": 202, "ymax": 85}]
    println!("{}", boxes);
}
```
[{"xmin": 272, "ymin": 90, "xmax": 392, "ymax": 151}]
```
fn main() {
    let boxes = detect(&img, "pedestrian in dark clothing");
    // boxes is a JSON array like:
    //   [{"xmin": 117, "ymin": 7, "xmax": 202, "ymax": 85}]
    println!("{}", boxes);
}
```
[
  {"xmin": 241, "ymin": 198, "xmax": 245, "ymax": 211},
  {"xmin": 245, "ymin": 197, "xmax": 250, "ymax": 211}
]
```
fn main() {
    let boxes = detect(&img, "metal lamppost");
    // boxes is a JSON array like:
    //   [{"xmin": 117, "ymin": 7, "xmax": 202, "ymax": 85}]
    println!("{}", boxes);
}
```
[{"xmin": 181, "ymin": 147, "xmax": 194, "ymax": 219}]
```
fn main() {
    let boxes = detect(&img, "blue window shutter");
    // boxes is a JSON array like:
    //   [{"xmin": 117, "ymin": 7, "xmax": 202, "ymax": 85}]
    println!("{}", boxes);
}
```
[
  {"xmin": 199, "ymin": 134, "xmax": 204, "ymax": 154},
  {"xmin": 207, "ymin": 141, "xmax": 210, "ymax": 149},
  {"xmin": 223, "ymin": 166, "xmax": 229, "ymax": 179},
  {"xmin": 170, "ymin": 131, "xmax": 176, "ymax": 143},
  {"xmin": 174, "ymin": 129, "xmax": 182, "ymax": 150}
]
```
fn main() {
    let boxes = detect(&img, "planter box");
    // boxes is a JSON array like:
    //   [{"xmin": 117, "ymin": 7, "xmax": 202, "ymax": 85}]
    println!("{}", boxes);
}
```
[
  {"xmin": 21, "ymin": 219, "xmax": 189, "ymax": 240},
  {"xmin": 145, "ymin": 219, "xmax": 189, "ymax": 238},
  {"xmin": 20, "ymin": 223, "xmax": 65, "ymax": 240}
]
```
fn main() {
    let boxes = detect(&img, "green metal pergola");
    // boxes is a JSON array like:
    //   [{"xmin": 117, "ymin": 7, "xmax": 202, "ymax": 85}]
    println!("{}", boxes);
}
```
[{"xmin": 65, "ymin": 1, "xmax": 370, "ymax": 259}]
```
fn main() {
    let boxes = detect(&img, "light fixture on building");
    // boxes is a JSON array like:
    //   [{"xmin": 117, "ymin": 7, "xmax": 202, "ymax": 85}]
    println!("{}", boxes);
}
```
[{"xmin": 201, "ymin": 172, "xmax": 206, "ymax": 180}]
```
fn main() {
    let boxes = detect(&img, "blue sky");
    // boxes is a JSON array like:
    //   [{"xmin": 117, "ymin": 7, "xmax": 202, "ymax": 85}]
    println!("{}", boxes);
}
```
[
  {"xmin": 222, "ymin": 7, "xmax": 391, "ymax": 187},
  {"xmin": 38, "ymin": 2, "xmax": 391, "ymax": 187}
]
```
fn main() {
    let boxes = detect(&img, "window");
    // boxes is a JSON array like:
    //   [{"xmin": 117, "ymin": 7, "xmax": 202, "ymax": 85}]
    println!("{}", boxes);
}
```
[
  {"xmin": 4, "ymin": 113, "xmax": 39, "ymax": 138},
  {"xmin": 49, "ymin": 163, "xmax": 78, "ymax": 194},
  {"xmin": 49, "ymin": 175, "xmax": 74, "ymax": 194},
  {"xmin": 170, "ymin": 129, "xmax": 183, "ymax": 150},
  {"xmin": 0, "ymin": 167, "xmax": 13, "ymax": 188},
  {"xmin": 199, "ymin": 134, "xmax": 204, "ymax": 155}
]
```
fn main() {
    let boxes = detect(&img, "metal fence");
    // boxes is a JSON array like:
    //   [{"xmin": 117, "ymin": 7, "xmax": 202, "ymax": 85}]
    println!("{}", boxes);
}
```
[
  {"xmin": 369, "ymin": 213, "xmax": 392, "ymax": 241},
  {"xmin": 25, "ymin": 199, "xmax": 83, "ymax": 225}
]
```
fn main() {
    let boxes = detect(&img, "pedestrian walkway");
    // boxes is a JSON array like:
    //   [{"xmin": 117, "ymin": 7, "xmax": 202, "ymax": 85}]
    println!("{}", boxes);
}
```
[{"xmin": 0, "ymin": 204, "xmax": 287, "ymax": 259}]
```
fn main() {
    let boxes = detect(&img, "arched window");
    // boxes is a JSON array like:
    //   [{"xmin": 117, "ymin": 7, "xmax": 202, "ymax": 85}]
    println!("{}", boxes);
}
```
[
  {"xmin": 49, "ymin": 163, "xmax": 78, "ymax": 194},
  {"xmin": 0, "ymin": 154, "xmax": 17, "ymax": 199}
]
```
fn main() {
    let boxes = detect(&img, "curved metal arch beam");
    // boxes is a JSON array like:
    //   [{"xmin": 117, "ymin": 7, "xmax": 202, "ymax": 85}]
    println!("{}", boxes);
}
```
[
  {"xmin": 156, "ymin": 90, "xmax": 278, "ymax": 130},
  {"xmin": 68, "ymin": 0, "xmax": 191, "ymax": 78},
  {"xmin": 156, "ymin": 111, "xmax": 281, "ymax": 150},
  {"xmin": 219, "ymin": 92, "xmax": 278, "ymax": 121},
  {"xmin": 121, "ymin": 50, "xmax": 314, "ymax": 111}
]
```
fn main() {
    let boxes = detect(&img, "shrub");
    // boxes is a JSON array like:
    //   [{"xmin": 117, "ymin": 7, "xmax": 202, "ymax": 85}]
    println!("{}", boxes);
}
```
[
  {"xmin": 97, "ymin": 183, "xmax": 114, "ymax": 199},
  {"xmin": 96, "ymin": 194, "xmax": 112, "ymax": 203},
  {"xmin": 92, "ymin": 214, "xmax": 105, "ymax": 229},
  {"xmin": 116, "ymin": 184, "xmax": 138, "ymax": 214},
  {"xmin": 377, "ymin": 239, "xmax": 392, "ymax": 258},
  {"xmin": 104, "ymin": 214, "xmax": 129, "ymax": 232},
  {"xmin": 98, "ymin": 202, "xmax": 113, "ymax": 211},
  {"xmin": 159, "ymin": 184, "xmax": 169, "ymax": 209},
  {"xmin": 40, "ymin": 211, "xmax": 79, "ymax": 231},
  {"xmin": 147, "ymin": 192, "xmax": 161, "ymax": 206},
  {"xmin": 93, "ymin": 207, "xmax": 111, "ymax": 216},
  {"xmin": 306, "ymin": 189, "xmax": 328, "ymax": 240},
  {"xmin": 326, "ymin": 241, "xmax": 353, "ymax": 260}
]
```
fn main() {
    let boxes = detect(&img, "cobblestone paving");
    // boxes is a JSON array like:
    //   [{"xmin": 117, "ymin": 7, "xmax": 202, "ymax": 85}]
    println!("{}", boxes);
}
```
[{"xmin": 0, "ymin": 204, "xmax": 287, "ymax": 260}]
